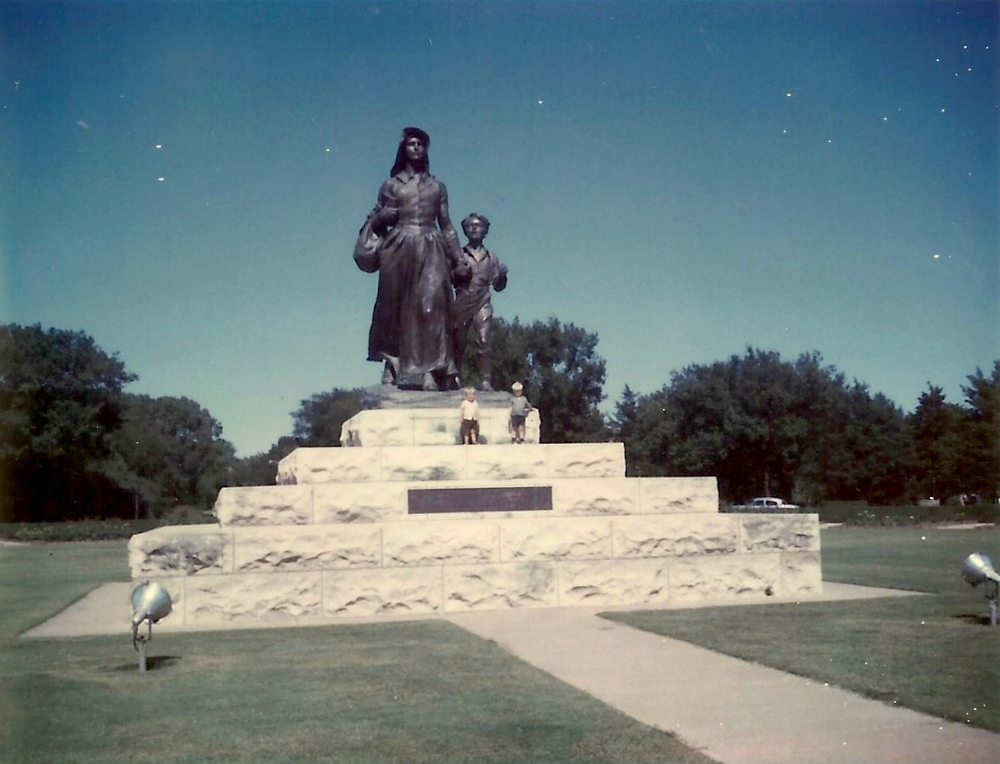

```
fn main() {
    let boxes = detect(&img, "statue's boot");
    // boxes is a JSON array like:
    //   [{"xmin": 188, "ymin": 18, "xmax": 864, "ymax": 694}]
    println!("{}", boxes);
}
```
[
  {"xmin": 379, "ymin": 354, "xmax": 399, "ymax": 385},
  {"xmin": 477, "ymin": 353, "xmax": 493, "ymax": 391}
]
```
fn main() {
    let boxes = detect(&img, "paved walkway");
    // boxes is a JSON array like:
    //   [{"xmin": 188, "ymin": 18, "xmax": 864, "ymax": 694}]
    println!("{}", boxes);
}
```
[{"xmin": 22, "ymin": 583, "xmax": 1000, "ymax": 764}]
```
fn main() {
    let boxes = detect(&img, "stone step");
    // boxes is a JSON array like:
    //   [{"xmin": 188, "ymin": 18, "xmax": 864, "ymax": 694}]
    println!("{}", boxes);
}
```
[
  {"xmin": 340, "ymin": 407, "xmax": 541, "ymax": 447},
  {"xmin": 213, "ymin": 476, "xmax": 719, "ymax": 526},
  {"xmin": 276, "ymin": 443, "xmax": 626, "ymax": 485},
  {"xmin": 128, "ymin": 512, "xmax": 821, "ymax": 625}
]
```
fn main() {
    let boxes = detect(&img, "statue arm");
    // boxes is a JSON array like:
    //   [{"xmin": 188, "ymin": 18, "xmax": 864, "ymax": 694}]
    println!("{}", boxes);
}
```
[
  {"xmin": 436, "ymin": 183, "xmax": 463, "ymax": 265},
  {"xmin": 492, "ymin": 254, "xmax": 508, "ymax": 292},
  {"xmin": 368, "ymin": 180, "xmax": 398, "ymax": 235}
]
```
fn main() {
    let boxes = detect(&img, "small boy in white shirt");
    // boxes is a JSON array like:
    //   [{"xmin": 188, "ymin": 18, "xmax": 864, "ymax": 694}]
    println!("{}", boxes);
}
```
[{"xmin": 459, "ymin": 387, "xmax": 479, "ymax": 444}]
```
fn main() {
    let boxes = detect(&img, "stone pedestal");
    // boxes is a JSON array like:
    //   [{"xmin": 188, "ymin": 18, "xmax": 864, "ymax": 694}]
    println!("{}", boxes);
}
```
[{"xmin": 128, "ymin": 433, "xmax": 822, "ymax": 627}]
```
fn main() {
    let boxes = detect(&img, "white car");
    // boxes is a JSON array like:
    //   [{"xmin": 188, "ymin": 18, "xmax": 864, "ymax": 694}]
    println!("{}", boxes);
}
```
[{"xmin": 731, "ymin": 497, "xmax": 801, "ymax": 511}]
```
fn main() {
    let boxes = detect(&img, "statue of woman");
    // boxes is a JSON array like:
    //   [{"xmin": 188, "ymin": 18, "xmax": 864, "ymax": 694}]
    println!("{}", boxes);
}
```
[{"xmin": 362, "ymin": 127, "xmax": 464, "ymax": 391}]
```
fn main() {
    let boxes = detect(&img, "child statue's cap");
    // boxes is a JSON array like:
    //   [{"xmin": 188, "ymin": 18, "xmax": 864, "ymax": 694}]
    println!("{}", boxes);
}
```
[{"xmin": 511, "ymin": 382, "xmax": 523, "ymax": 391}]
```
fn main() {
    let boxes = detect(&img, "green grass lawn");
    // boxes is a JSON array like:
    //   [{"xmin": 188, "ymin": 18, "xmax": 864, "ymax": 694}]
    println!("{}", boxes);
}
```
[
  {"xmin": 0, "ymin": 542, "xmax": 714, "ymax": 764},
  {"xmin": 603, "ymin": 525, "xmax": 1000, "ymax": 732}
]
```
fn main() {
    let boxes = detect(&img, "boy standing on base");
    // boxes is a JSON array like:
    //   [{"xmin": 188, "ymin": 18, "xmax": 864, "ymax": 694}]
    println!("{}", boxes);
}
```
[
  {"xmin": 509, "ymin": 381, "xmax": 532, "ymax": 444},
  {"xmin": 460, "ymin": 387, "xmax": 480, "ymax": 444}
]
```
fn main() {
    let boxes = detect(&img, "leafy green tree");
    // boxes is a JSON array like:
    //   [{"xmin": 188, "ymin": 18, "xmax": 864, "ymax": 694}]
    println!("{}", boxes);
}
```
[
  {"xmin": 486, "ymin": 317, "xmax": 609, "ymax": 443},
  {"xmin": 0, "ymin": 324, "xmax": 137, "ymax": 521},
  {"xmin": 617, "ymin": 348, "xmax": 911, "ymax": 504},
  {"xmin": 960, "ymin": 363, "xmax": 1000, "ymax": 501},
  {"xmin": 909, "ymin": 385, "xmax": 966, "ymax": 501},
  {"xmin": 292, "ymin": 388, "xmax": 364, "ymax": 446},
  {"xmin": 109, "ymin": 394, "xmax": 236, "ymax": 514},
  {"xmin": 232, "ymin": 436, "xmax": 300, "ymax": 487}
]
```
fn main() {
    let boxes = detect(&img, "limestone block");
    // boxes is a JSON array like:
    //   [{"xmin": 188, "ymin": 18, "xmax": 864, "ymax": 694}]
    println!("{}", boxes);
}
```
[
  {"xmin": 379, "ymin": 446, "xmax": 467, "ymax": 482},
  {"xmin": 183, "ymin": 572, "xmax": 322, "ymax": 624},
  {"xmin": 558, "ymin": 558, "xmax": 671, "ymax": 607},
  {"xmin": 443, "ymin": 562, "xmax": 558, "ymax": 611},
  {"xmin": 214, "ymin": 485, "xmax": 312, "ymax": 526},
  {"xmin": 276, "ymin": 448, "xmax": 380, "ymax": 485},
  {"xmin": 739, "ymin": 514, "xmax": 820, "ymax": 552},
  {"xmin": 464, "ymin": 445, "xmax": 549, "ymax": 480},
  {"xmin": 128, "ymin": 525, "xmax": 231, "ymax": 578},
  {"xmin": 547, "ymin": 443, "xmax": 626, "ymax": 478},
  {"xmin": 613, "ymin": 514, "xmax": 738, "ymax": 558},
  {"xmin": 638, "ymin": 477, "xmax": 719, "ymax": 514},
  {"xmin": 500, "ymin": 518, "xmax": 613, "ymax": 561},
  {"xmin": 781, "ymin": 551, "xmax": 823, "ymax": 595},
  {"xmin": 669, "ymin": 554, "xmax": 782, "ymax": 602},
  {"xmin": 382, "ymin": 522, "xmax": 499, "ymax": 567},
  {"xmin": 322, "ymin": 567, "xmax": 442, "ymax": 616},
  {"xmin": 232, "ymin": 525, "xmax": 382, "ymax": 572},
  {"xmin": 340, "ymin": 406, "xmax": 540, "ymax": 447},
  {"xmin": 313, "ymin": 483, "xmax": 408, "ymax": 524},
  {"xmin": 553, "ymin": 478, "xmax": 639, "ymax": 516}
]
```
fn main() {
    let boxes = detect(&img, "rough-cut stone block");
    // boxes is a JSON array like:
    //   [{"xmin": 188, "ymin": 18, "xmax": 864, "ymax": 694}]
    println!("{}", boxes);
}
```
[
  {"xmin": 639, "ymin": 477, "xmax": 719, "ymax": 514},
  {"xmin": 382, "ymin": 523, "xmax": 499, "ymax": 567},
  {"xmin": 322, "ymin": 567, "xmax": 442, "ymax": 616},
  {"xmin": 740, "ymin": 514, "xmax": 820, "ymax": 552},
  {"xmin": 444, "ymin": 562, "xmax": 558, "ymax": 611},
  {"xmin": 214, "ymin": 485, "xmax": 313, "ymax": 526},
  {"xmin": 547, "ymin": 443, "xmax": 625, "ymax": 478},
  {"xmin": 340, "ymin": 408, "xmax": 540, "ymax": 448},
  {"xmin": 379, "ymin": 446, "xmax": 467, "ymax": 482},
  {"xmin": 129, "ymin": 526, "xmax": 231, "ymax": 578},
  {"xmin": 274, "ymin": 444, "xmax": 629, "ymax": 485},
  {"xmin": 553, "ymin": 478, "xmax": 639, "ymax": 516},
  {"xmin": 500, "ymin": 518, "xmax": 613, "ymax": 561},
  {"xmin": 232, "ymin": 525, "xmax": 382, "ymax": 572},
  {"xmin": 464, "ymin": 445, "xmax": 549, "ymax": 480},
  {"xmin": 276, "ymin": 448, "xmax": 380, "ymax": 485},
  {"xmin": 184, "ymin": 572, "xmax": 323, "ymax": 624},
  {"xmin": 781, "ymin": 551, "xmax": 823, "ymax": 595},
  {"xmin": 613, "ymin": 514, "xmax": 738, "ymax": 558},
  {"xmin": 559, "ymin": 558, "xmax": 671, "ymax": 607},
  {"xmin": 313, "ymin": 483, "xmax": 408, "ymax": 524},
  {"xmin": 669, "ymin": 554, "xmax": 782, "ymax": 602}
]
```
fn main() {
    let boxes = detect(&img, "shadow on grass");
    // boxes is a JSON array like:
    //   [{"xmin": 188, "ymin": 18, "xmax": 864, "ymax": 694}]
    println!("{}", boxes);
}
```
[
  {"xmin": 111, "ymin": 655, "xmax": 183, "ymax": 672},
  {"xmin": 951, "ymin": 612, "xmax": 995, "ymax": 627}
]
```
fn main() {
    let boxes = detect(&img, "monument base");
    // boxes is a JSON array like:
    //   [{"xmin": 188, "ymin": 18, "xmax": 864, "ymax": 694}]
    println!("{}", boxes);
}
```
[{"xmin": 128, "ymin": 442, "xmax": 822, "ymax": 628}]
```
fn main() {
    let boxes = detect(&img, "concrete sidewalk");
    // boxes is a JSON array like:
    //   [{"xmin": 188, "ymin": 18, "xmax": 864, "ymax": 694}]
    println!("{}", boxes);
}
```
[
  {"xmin": 446, "ymin": 605, "xmax": 999, "ymax": 764},
  {"xmin": 22, "ymin": 582, "xmax": 1000, "ymax": 764}
]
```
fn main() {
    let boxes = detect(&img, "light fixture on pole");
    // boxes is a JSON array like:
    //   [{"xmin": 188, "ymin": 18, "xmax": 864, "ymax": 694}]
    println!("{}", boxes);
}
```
[
  {"xmin": 961, "ymin": 552, "xmax": 999, "ymax": 627},
  {"xmin": 131, "ymin": 581, "xmax": 172, "ymax": 671}
]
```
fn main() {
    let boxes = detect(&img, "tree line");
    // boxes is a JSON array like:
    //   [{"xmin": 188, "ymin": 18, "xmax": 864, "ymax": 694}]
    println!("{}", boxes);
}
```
[{"xmin": 1, "ymin": 322, "xmax": 996, "ymax": 522}]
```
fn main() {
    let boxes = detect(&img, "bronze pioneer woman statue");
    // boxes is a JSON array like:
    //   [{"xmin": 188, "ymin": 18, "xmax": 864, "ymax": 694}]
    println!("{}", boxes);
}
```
[{"xmin": 356, "ymin": 127, "xmax": 465, "ymax": 391}]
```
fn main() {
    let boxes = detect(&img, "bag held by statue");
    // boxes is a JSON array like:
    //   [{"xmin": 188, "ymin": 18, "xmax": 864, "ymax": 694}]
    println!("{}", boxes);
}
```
[{"xmin": 353, "ymin": 218, "xmax": 381, "ymax": 273}]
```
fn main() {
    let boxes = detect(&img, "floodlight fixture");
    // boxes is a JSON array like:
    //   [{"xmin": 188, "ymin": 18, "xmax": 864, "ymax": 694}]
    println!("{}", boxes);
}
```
[
  {"xmin": 130, "ymin": 581, "xmax": 172, "ymax": 671},
  {"xmin": 961, "ymin": 552, "xmax": 999, "ymax": 627}
]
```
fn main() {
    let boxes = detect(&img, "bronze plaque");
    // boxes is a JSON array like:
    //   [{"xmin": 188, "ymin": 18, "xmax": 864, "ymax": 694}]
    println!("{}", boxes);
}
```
[{"xmin": 408, "ymin": 486, "xmax": 553, "ymax": 514}]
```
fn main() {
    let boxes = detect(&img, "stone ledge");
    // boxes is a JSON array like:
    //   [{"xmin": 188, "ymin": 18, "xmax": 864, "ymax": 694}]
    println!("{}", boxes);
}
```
[
  {"xmin": 138, "ymin": 549, "xmax": 821, "ymax": 625},
  {"xmin": 212, "ymin": 475, "xmax": 719, "ymax": 526},
  {"xmin": 341, "ymin": 407, "xmax": 541, "ymax": 447},
  {"xmin": 130, "ymin": 513, "xmax": 819, "ymax": 580},
  {"xmin": 276, "ymin": 443, "xmax": 623, "ymax": 485}
]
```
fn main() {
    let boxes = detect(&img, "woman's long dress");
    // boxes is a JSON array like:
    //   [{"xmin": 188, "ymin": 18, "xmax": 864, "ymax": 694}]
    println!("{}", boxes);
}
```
[{"xmin": 366, "ymin": 170, "xmax": 462, "ymax": 388}]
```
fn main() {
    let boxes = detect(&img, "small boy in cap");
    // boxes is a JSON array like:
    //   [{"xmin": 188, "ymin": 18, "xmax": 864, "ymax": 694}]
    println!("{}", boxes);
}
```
[{"xmin": 509, "ymin": 381, "xmax": 532, "ymax": 444}]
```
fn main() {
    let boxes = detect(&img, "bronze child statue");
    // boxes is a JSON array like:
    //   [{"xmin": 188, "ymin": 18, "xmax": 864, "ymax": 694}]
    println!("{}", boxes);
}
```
[{"xmin": 452, "ymin": 213, "xmax": 508, "ymax": 391}]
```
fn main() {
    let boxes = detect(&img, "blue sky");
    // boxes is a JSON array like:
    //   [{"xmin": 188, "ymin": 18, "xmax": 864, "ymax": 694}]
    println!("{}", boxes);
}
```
[{"xmin": 2, "ymin": 0, "xmax": 997, "ymax": 456}]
